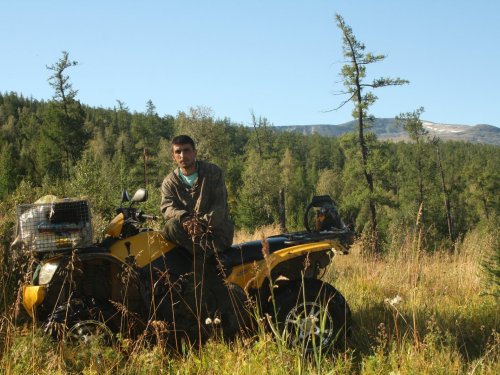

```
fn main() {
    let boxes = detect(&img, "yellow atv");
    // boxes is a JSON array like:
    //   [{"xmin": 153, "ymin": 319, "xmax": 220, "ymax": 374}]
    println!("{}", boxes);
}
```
[{"xmin": 20, "ymin": 190, "xmax": 353, "ymax": 352}]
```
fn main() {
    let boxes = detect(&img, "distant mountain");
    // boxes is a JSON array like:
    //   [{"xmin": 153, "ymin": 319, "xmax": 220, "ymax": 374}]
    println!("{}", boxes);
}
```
[{"xmin": 276, "ymin": 118, "xmax": 500, "ymax": 146}]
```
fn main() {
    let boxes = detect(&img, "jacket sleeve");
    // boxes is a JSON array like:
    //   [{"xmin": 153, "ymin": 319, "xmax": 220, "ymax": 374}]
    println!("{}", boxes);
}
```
[
  {"xmin": 199, "ymin": 168, "xmax": 229, "ymax": 229},
  {"xmin": 160, "ymin": 176, "xmax": 189, "ymax": 222}
]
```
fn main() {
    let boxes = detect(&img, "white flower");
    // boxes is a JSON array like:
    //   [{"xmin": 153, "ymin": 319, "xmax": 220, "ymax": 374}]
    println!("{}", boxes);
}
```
[
  {"xmin": 205, "ymin": 317, "xmax": 213, "ymax": 325},
  {"xmin": 213, "ymin": 318, "xmax": 221, "ymax": 325},
  {"xmin": 384, "ymin": 295, "xmax": 403, "ymax": 307}
]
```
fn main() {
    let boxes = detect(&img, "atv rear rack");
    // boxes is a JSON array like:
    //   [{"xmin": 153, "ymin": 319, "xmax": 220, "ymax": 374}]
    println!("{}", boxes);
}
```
[{"xmin": 272, "ymin": 228, "xmax": 354, "ymax": 248}]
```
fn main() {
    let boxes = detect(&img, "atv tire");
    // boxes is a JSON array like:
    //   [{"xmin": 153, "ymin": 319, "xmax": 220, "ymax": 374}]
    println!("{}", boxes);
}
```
[
  {"xmin": 270, "ymin": 278, "xmax": 351, "ymax": 353},
  {"xmin": 43, "ymin": 298, "xmax": 114, "ymax": 343}
]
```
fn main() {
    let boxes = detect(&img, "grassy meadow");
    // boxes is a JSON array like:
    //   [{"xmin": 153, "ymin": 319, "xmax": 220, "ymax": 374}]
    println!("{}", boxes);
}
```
[{"xmin": 0, "ymin": 223, "xmax": 498, "ymax": 374}]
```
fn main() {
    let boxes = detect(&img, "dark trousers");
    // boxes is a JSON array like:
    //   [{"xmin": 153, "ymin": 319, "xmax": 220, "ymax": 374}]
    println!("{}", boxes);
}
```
[
  {"xmin": 163, "ymin": 219, "xmax": 244, "ymax": 338},
  {"xmin": 163, "ymin": 219, "xmax": 230, "ymax": 258}
]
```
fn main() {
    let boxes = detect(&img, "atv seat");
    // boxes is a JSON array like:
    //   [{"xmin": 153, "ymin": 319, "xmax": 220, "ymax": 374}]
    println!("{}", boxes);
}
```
[{"xmin": 220, "ymin": 236, "xmax": 295, "ymax": 270}]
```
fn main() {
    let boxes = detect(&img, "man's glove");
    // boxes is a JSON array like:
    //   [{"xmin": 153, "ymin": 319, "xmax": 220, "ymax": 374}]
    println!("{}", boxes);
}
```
[{"xmin": 181, "ymin": 215, "xmax": 207, "ymax": 237}]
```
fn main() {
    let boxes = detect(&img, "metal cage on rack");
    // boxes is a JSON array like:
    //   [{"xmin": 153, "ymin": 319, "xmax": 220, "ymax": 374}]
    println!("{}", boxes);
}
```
[{"xmin": 16, "ymin": 199, "xmax": 93, "ymax": 253}]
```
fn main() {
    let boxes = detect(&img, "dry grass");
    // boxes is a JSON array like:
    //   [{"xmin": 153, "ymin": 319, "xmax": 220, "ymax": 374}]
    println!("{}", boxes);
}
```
[
  {"xmin": 1, "ymin": 224, "xmax": 499, "ymax": 374},
  {"xmin": 326, "ymin": 225, "xmax": 499, "ymax": 373},
  {"xmin": 232, "ymin": 224, "xmax": 282, "ymax": 243}
]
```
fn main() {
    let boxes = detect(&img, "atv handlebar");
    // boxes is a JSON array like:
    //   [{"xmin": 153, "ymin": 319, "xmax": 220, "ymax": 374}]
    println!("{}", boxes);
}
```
[
  {"xmin": 136, "ymin": 212, "xmax": 158, "ymax": 221},
  {"xmin": 118, "ymin": 207, "xmax": 158, "ymax": 222}
]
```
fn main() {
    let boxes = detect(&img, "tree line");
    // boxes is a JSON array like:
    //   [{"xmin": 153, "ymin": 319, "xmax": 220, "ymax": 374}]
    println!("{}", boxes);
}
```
[{"xmin": 1, "ymin": 86, "xmax": 498, "ymax": 251}]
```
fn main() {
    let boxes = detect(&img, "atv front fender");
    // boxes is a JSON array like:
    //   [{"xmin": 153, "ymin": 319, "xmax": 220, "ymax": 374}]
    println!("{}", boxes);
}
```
[{"xmin": 22, "ymin": 285, "xmax": 46, "ymax": 318}]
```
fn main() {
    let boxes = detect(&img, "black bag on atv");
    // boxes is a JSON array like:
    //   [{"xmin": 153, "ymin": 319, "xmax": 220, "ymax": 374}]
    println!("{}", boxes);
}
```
[{"xmin": 304, "ymin": 195, "xmax": 344, "ymax": 232}]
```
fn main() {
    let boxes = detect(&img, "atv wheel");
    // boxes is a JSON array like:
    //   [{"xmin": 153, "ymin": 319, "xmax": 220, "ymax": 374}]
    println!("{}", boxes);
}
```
[
  {"xmin": 43, "ymin": 298, "xmax": 114, "ymax": 344},
  {"xmin": 272, "ymin": 279, "xmax": 351, "ymax": 352},
  {"xmin": 66, "ymin": 320, "xmax": 114, "ymax": 346},
  {"xmin": 61, "ymin": 320, "xmax": 114, "ymax": 370}
]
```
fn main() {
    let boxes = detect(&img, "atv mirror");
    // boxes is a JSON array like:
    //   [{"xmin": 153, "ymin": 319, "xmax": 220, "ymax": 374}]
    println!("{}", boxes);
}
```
[
  {"xmin": 131, "ymin": 188, "xmax": 148, "ymax": 203},
  {"xmin": 121, "ymin": 191, "xmax": 130, "ymax": 203}
]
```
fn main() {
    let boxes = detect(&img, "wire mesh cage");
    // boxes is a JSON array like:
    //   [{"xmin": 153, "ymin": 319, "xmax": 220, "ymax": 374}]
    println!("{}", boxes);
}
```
[{"xmin": 16, "ymin": 199, "xmax": 93, "ymax": 253}]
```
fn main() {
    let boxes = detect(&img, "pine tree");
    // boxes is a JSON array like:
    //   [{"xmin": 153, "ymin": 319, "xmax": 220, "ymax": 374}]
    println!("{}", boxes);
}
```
[
  {"xmin": 39, "ymin": 51, "xmax": 87, "ymax": 180},
  {"xmin": 280, "ymin": 148, "xmax": 306, "ymax": 229},
  {"xmin": 236, "ymin": 150, "xmax": 281, "ymax": 229},
  {"xmin": 396, "ymin": 107, "xmax": 429, "ymax": 223},
  {"xmin": 334, "ymin": 14, "xmax": 408, "ymax": 252},
  {"xmin": 0, "ymin": 143, "xmax": 18, "ymax": 197}
]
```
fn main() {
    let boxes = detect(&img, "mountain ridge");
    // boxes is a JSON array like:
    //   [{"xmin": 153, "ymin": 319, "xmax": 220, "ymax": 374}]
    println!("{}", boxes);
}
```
[{"xmin": 275, "ymin": 118, "xmax": 500, "ymax": 145}]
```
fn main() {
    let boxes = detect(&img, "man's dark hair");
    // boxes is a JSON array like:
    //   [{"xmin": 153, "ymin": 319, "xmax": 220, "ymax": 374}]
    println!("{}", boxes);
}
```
[{"xmin": 171, "ymin": 135, "xmax": 196, "ymax": 149}]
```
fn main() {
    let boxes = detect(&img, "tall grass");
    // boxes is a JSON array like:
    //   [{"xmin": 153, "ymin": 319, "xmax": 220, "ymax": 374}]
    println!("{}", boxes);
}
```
[
  {"xmin": 327, "ymin": 221, "xmax": 499, "ymax": 374},
  {"xmin": 1, "ymin": 223, "xmax": 498, "ymax": 374}
]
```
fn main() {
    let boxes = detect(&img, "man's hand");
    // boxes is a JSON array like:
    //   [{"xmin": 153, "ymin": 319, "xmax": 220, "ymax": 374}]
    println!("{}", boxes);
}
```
[{"xmin": 182, "ymin": 216, "xmax": 207, "ymax": 237}]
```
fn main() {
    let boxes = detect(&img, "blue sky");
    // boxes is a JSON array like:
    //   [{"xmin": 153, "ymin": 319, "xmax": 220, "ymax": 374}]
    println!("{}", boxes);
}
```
[{"xmin": 1, "ymin": 0, "xmax": 498, "ymax": 127}]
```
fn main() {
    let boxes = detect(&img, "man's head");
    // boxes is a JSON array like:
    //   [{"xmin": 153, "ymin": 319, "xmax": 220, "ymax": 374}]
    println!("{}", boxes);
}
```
[
  {"xmin": 171, "ymin": 135, "xmax": 197, "ymax": 174},
  {"xmin": 172, "ymin": 135, "xmax": 196, "ymax": 150}
]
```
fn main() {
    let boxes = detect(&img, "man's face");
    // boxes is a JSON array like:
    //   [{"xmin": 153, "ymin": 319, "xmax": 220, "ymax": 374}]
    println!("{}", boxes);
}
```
[{"xmin": 172, "ymin": 143, "xmax": 197, "ymax": 172}]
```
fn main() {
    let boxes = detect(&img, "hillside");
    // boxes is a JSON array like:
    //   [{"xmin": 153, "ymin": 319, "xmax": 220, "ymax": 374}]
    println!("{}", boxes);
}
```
[{"xmin": 276, "ymin": 118, "xmax": 500, "ymax": 145}]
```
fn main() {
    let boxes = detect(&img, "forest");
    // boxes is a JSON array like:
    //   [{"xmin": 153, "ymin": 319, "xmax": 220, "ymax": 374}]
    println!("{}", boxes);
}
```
[{"xmin": 0, "ymin": 87, "xmax": 498, "ymax": 251}]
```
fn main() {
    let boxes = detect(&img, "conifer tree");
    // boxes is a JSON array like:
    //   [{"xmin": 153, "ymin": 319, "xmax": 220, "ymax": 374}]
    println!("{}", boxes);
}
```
[
  {"xmin": 236, "ymin": 150, "xmax": 280, "ymax": 229},
  {"xmin": 280, "ymin": 148, "xmax": 306, "ymax": 229},
  {"xmin": 397, "ymin": 107, "xmax": 429, "ymax": 223},
  {"xmin": 432, "ymin": 137, "xmax": 454, "ymax": 244},
  {"xmin": 40, "ymin": 51, "xmax": 87, "ymax": 179},
  {"xmin": 0, "ymin": 143, "xmax": 18, "ymax": 197},
  {"xmin": 335, "ymin": 14, "xmax": 408, "ymax": 252}
]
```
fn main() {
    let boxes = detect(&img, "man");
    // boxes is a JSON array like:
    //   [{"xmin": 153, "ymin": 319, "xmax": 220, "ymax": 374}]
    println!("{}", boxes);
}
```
[
  {"xmin": 160, "ymin": 135, "xmax": 244, "ymax": 341},
  {"xmin": 160, "ymin": 134, "xmax": 234, "ymax": 256},
  {"xmin": 160, "ymin": 135, "xmax": 244, "ymax": 340}
]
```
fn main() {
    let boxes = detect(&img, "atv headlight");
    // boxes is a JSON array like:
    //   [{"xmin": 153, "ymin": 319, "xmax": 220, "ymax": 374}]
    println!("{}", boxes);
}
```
[{"xmin": 38, "ymin": 260, "xmax": 60, "ymax": 285}]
